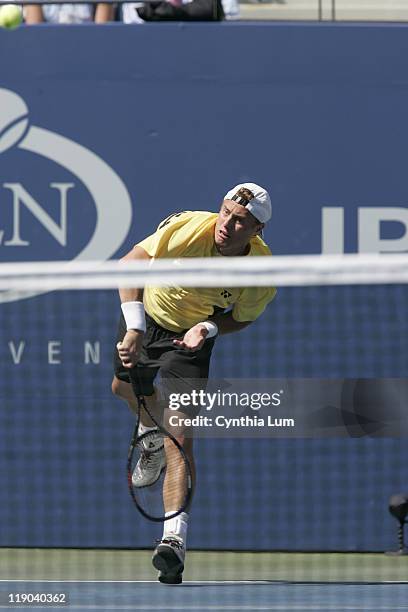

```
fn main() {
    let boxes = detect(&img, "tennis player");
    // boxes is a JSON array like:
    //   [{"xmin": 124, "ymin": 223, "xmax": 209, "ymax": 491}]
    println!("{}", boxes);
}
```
[{"xmin": 113, "ymin": 182, "xmax": 276, "ymax": 584}]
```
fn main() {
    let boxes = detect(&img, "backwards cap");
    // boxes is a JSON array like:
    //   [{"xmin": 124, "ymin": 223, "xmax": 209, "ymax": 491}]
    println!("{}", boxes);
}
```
[{"xmin": 224, "ymin": 182, "xmax": 272, "ymax": 223}]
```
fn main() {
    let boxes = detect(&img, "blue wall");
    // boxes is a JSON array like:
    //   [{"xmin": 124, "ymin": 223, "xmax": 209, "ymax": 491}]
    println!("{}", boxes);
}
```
[{"xmin": 0, "ymin": 22, "xmax": 407, "ymax": 551}]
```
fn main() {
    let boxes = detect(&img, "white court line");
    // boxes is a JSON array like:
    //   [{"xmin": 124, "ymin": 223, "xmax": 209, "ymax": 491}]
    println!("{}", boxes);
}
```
[
  {"xmin": 0, "ymin": 579, "xmax": 407, "ymax": 584},
  {"xmin": 1, "ymin": 607, "xmax": 408, "ymax": 611},
  {"xmin": 1, "ymin": 580, "xmax": 269, "ymax": 584}
]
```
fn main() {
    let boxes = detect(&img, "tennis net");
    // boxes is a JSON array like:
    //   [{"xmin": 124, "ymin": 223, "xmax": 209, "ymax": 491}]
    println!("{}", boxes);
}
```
[{"xmin": 0, "ymin": 253, "xmax": 407, "ymax": 561}]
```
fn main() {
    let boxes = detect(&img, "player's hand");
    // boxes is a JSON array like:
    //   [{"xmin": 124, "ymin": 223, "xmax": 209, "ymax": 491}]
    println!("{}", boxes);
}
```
[
  {"xmin": 117, "ymin": 330, "xmax": 144, "ymax": 368},
  {"xmin": 173, "ymin": 324, "xmax": 208, "ymax": 352}
]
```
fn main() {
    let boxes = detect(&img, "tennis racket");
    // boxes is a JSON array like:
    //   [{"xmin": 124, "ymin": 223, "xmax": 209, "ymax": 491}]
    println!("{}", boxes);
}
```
[{"xmin": 127, "ymin": 368, "xmax": 193, "ymax": 522}]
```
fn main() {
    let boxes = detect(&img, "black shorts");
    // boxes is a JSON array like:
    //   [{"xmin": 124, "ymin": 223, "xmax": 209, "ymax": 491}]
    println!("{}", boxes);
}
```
[{"xmin": 113, "ymin": 312, "xmax": 216, "ymax": 414}]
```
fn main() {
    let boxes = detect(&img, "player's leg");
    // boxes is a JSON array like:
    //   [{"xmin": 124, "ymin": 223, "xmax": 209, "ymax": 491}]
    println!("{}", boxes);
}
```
[
  {"xmin": 111, "ymin": 375, "xmax": 161, "ymax": 425},
  {"xmin": 112, "ymin": 314, "xmax": 165, "ymax": 486},
  {"xmin": 152, "ymin": 418, "xmax": 193, "ymax": 584},
  {"xmin": 152, "ymin": 340, "xmax": 215, "ymax": 584},
  {"xmin": 112, "ymin": 376, "xmax": 166, "ymax": 486},
  {"xmin": 162, "ymin": 413, "xmax": 195, "ymax": 511}
]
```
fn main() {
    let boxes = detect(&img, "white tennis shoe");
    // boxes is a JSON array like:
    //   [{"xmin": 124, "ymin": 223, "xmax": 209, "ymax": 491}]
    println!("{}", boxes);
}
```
[{"xmin": 132, "ymin": 430, "xmax": 166, "ymax": 488}]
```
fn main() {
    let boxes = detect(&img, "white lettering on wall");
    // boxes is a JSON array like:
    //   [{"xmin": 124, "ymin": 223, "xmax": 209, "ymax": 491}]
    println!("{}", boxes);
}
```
[{"xmin": 0, "ymin": 182, "xmax": 74, "ymax": 246}]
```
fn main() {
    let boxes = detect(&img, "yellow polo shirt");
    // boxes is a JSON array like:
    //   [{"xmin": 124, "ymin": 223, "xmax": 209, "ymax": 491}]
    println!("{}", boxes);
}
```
[{"xmin": 137, "ymin": 210, "xmax": 276, "ymax": 331}]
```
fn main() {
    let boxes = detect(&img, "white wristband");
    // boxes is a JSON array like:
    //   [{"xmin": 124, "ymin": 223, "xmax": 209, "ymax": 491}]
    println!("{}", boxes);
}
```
[
  {"xmin": 121, "ymin": 301, "xmax": 146, "ymax": 332},
  {"xmin": 198, "ymin": 320, "xmax": 218, "ymax": 338}
]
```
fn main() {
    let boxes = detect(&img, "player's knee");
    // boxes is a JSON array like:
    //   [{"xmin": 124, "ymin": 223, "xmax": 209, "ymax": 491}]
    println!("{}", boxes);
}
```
[
  {"xmin": 111, "ymin": 376, "xmax": 128, "ymax": 399},
  {"xmin": 164, "ymin": 433, "xmax": 192, "ymax": 453}
]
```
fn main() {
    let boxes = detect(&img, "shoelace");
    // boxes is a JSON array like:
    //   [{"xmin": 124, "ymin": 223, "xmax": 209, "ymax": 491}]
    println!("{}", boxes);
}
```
[{"xmin": 139, "ymin": 446, "xmax": 164, "ymax": 469}]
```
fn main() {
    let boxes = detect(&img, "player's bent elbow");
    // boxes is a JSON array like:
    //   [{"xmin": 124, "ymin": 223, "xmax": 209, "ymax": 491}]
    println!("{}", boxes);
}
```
[{"xmin": 120, "ymin": 246, "xmax": 151, "ymax": 263}]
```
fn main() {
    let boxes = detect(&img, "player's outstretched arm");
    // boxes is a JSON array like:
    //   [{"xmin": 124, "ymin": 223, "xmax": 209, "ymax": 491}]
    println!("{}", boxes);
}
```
[
  {"xmin": 172, "ymin": 325, "xmax": 209, "ymax": 352},
  {"xmin": 119, "ymin": 245, "xmax": 151, "ymax": 304},
  {"xmin": 173, "ymin": 312, "xmax": 251, "ymax": 351},
  {"xmin": 118, "ymin": 246, "xmax": 152, "ymax": 368}
]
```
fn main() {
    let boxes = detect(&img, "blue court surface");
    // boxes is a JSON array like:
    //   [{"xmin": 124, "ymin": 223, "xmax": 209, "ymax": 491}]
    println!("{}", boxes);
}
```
[
  {"xmin": 0, "ymin": 550, "xmax": 407, "ymax": 611},
  {"xmin": 1, "ymin": 580, "xmax": 408, "ymax": 611}
]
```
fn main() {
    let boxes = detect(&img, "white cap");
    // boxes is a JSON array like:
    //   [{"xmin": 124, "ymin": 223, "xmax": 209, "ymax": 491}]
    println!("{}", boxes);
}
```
[{"xmin": 224, "ymin": 182, "xmax": 272, "ymax": 223}]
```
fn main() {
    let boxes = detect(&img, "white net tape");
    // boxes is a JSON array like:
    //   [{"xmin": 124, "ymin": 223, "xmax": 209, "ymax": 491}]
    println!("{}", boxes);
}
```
[{"xmin": 0, "ymin": 253, "xmax": 407, "ymax": 291}]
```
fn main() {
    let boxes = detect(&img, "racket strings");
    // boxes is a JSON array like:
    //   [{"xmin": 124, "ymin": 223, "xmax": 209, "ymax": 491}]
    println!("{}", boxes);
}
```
[
  {"xmin": 127, "ymin": 378, "xmax": 193, "ymax": 521},
  {"xmin": 163, "ymin": 444, "xmax": 190, "ymax": 511}
]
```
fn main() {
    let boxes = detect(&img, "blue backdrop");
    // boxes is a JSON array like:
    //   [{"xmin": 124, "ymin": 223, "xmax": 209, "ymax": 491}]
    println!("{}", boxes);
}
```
[{"xmin": 0, "ymin": 22, "xmax": 407, "ymax": 551}]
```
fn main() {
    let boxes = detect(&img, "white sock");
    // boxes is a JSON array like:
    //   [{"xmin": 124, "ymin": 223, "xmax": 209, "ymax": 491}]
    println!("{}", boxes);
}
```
[
  {"xmin": 138, "ymin": 422, "xmax": 162, "ymax": 450},
  {"xmin": 163, "ymin": 511, "xmax": 188, "ymax": 547}
]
